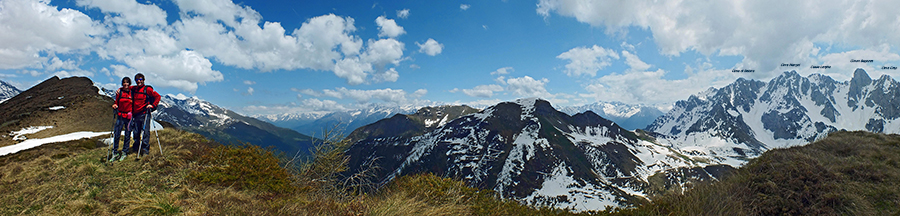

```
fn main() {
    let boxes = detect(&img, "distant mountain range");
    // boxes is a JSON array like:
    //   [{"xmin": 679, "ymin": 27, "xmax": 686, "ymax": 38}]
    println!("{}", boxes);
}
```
[
  {"xmin": 257, "ymin": 102, "xmax": 665, "ymax": 138},
  {"xmin": 647, "ymin": 69, "xmax": 900, "ymax": 164},
  {"xmin": 0, "ymin": 80, "xmax": 21, "ymax": 104},
  {"xmin": 254, "ymin": 105, "xmax": 418, "ymax": 138},
  {"xmin": 153, "ymin": 95, "xmax": 318, "ymax": 156},
  {"xmin": 345, "ymin": 98, "xmax": 716, "ymax": 211},
  {"xmin": 558, "ymin": 101, "xmax": 665, "ymax": 130},
  {"xmin": 92, "ymin": 85, "xmax": 318, "ymax": 156}
]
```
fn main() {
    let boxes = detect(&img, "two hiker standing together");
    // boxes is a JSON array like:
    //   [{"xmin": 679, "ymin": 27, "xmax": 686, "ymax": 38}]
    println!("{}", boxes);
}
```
[{"xmin": 110, "ymin": 73, "xmax": 160, "ymax": 161}]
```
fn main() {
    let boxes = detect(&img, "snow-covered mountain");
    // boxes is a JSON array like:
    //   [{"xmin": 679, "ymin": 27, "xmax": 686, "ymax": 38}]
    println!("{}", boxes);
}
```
[
  {"xmin": 647, "ymin": 69, "xmax": 900, "ymax": 165},
  {"xmin": 346, "ymin": 98, "xmax": 719, "ymax": 211},
  {"xmin": 559, "ymin": 102, "xmax": 665, "ymax": 130},
  {"xmin": 256, "ymin": 105, "xmax": 417, "ymax": 138},
  {"xmin": 154, "ymin": 94, "xmax": 317, "ymax": 155},
  {"xmin": 0, "ymin": 79, "xmax": 22, "ymax": 104}
]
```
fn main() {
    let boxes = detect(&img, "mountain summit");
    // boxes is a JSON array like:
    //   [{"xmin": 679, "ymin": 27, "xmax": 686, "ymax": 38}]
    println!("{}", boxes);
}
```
[{"xmin": 647, "ymin": 69, "xmax": 900, "ymax": 164}]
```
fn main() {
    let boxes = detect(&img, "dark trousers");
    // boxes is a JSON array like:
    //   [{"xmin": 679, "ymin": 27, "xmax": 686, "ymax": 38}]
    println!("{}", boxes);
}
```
[
  {"xmin": 131, "ymin": 112, "xmax": 151, "ymax": 154},
  {"xmin": 113, "ymin": 115, "xmax": 132, "ymax": 151}
]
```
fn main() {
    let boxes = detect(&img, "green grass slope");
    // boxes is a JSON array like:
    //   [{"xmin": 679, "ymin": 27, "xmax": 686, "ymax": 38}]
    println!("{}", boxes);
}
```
[{"xmin": 617, "ymin": 131, "xmax": 900, "ymax": 215}]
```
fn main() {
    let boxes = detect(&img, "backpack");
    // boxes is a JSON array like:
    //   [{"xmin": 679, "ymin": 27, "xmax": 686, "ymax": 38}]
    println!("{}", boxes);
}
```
[
  {"xmin": 134, "ymin": 85, "xmax": 157, "ymax": 112},
  {"xmin": 116, "ymin": 87, "xmax": 133, "ymax": 101}
]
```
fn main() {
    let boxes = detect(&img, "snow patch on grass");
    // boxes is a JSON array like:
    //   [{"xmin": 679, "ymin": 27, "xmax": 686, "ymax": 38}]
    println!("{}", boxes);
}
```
[
  {"xmin": 9, "ymin": 126, "xmax": 54, "ymax": 141},
  {"xmin": 0, "ymin": 131, "xmax": 109, "ymax": 156}
]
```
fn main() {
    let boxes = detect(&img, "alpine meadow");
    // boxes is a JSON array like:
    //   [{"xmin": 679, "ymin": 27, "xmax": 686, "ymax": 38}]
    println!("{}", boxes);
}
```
[{"xmin": 2, "ymin": 0, "xmax": 900, "ymax": 215}]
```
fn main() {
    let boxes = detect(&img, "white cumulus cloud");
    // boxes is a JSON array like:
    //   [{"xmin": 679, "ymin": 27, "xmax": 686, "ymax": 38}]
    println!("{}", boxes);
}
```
[
  {"xmin": 557, "ymin": 45, "xmax": 619, "ymax": 77},
  {"xmin": 301, "ymin": 98, "xmax": 348, "ymax": 112},
  {"xmin": 397, "ymin": 9, "xmax": 410, "ymax": 19},
  {"xmin": 622, "ymin": 50, "xmax": 651, "ymax": 71},
  {"xmin": 75, "ymin": 0, "xmax": 167, "ymax": 27},
  {"xmin": 582, "ymin": 62, "xmax": 741, "ymax": 107},
  {"xmin": 537, "ymin": 0, "xmax": 900, "ymax": 77},
  {"xmin": 0, "ymin": 0, "xmax": 106, "ymax": 69},
  {"xmin": 376, "ymin": 16, "xmax": 406, "ymax": 38},
  {"xmin": 316, "ymin": 87, "xmax": 427, "ymax": 104},
  {"xmin": 491, "ymin": 67, "xmax": 513, "ymax": 75},
  {"xmin": 417, "ymin": 38, "xmax": 444, "ymax": 56},
  {"xmin": 119, "ymin": 50, "xmax": 224, "ymax": 92},
  {"xmin": 462, "ymin": 84, "xmax": 504, "ymax": 98},
  {"xmin": 505, "ymin": 76, "xmax": 552, "ymax": 98}
]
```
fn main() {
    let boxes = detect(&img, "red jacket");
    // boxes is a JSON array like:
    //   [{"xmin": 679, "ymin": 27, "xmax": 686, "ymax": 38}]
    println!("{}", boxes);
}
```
[
  {"xmin": 115, "ymin": 87, "xmax": 133, "ymax": 118},
  {"xmin": 131, "ymin": 85, "xmax": 161, "ymax": 115}
]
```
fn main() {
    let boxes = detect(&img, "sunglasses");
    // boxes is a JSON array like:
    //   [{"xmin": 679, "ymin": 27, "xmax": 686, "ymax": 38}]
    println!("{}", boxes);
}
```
[{"xmin": 136, "ymin": 78, "xmax": 145, "ymax": 81}]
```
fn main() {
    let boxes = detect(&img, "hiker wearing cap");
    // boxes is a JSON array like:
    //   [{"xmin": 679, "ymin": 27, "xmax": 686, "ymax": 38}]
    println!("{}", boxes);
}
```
[
  {"xmin": 129, "ymin": 73, "xmax": 161, "ymax": 157},
  {"xmin": 109, "ymin": 77, "xmax": 134, "ymax": 161}
]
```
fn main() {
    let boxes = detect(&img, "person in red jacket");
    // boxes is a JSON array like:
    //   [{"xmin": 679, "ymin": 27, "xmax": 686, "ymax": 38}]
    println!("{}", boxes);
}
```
[
  {"xmin": 109, "ymin": 77, "xmax": 134, "ymax": 161},
  {"xmin": 129, "ymin": 73, "xmax": 161, "ymax": 157}
]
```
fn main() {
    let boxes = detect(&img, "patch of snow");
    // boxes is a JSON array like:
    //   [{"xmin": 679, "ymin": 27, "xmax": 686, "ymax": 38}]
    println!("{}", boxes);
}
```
[
  {"xmin": 658, "ymin": 132, "xmax": 750, "ymax": 167},
  {"xmin": 423, "ymin": 114, "xmax": 452, "ymax": 128},
  {"xmin": 49, "ymin": 106, "xmax": 65, "ymax": 110},
  {"xmin": 0, "ymin": 131, "xmax": 109, "ymax": 157},
  {"xmin": 726, "ymin": 109, "xmax": 739, "ymax": 117},
  {"xmin": 523, "ymin": 162, "xmax": 618, "ymax": 212},
  {"xmin": 9, "ymin": 126, "xmax": 54, "ymax": 141},
  {"xmin": 436, "ymin": 115, "xmax": 450, "ymax": 127},
  {"xmin": 424, "ymin": 117, "xmax": 440, "ymax": 128}
]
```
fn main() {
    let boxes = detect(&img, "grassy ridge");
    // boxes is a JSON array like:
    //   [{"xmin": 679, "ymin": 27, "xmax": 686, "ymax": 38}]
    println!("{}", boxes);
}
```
[
  {"xmin": 617, "ymin": 131, "xmax": 900, "ymax": 215},
  {"xmin": 0, "ymin": 128, "xmax": 576, "ymax": 215}
]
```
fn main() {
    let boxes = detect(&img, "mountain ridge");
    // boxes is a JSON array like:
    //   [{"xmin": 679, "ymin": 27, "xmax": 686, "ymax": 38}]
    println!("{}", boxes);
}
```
[
  {"xmin": 646, "ymin": 69, "xmax": 900, "ymax": 166},
  {"xmin": 154, "ymin": 94, "xmax": 318, "ymax": 156}
]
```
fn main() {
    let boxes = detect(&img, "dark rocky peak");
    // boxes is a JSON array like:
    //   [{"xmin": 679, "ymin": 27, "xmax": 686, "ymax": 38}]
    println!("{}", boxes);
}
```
[
  {"xmin": 570, "ymin": 110, "xmax": 615, "ymax": 128},
  {"xmin": 568, "ymin": 109, "xmax": 638, "ymax": 140},
  {"xmin": 848, "ymin": 69, "xmax": 872, "ymax": 108},
  {"xmin": 852, "ymin": 68, "xmax": 872, "ymax": 86}
]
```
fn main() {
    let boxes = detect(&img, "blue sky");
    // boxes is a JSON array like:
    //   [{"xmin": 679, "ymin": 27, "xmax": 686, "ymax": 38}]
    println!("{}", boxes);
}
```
[{"xmin": 1, "ymin": 0, "xmax": 899, "ymax": 115}]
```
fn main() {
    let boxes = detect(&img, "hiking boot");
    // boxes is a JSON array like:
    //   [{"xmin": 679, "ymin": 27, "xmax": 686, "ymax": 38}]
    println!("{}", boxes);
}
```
[
  {"xmin": 107, "ymin": 151, "xmax": 119, "ymax": 162},
  {"xmin": 118, "ymin": 151, "xmax": 127, "ymax": 161}
]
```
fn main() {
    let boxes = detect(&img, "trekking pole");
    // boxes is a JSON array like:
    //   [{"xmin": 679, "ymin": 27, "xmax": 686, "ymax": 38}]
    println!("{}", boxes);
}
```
[
  {"xmin": 137, "ymin": 112, "xmax": 148, "ymax": 160},
  {"xmin": 152, "ymin": 111, "xmax": 163, "ymax": 155},
  {"xmin": 105, "ymin": 109, "xmax": 116, "ymax": 163}
]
